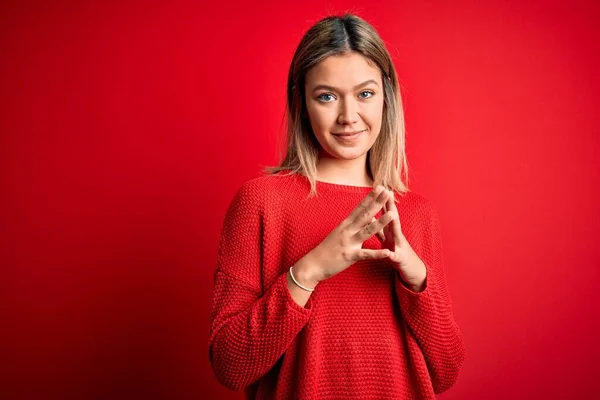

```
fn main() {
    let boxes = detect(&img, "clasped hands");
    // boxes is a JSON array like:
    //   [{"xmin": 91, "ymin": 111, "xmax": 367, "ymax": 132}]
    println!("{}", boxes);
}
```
[
  {"xmin": 372, "ymin": 187, "xmax": 427, "ymax": 293},
  {"xmin": 313, "ymin": 185, "xmax": 427, "ymax": 293}
]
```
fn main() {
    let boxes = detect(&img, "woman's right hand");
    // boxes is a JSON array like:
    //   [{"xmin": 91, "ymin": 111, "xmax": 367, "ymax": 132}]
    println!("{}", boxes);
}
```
[{"xmin": 309, "ymin": 185, "xmax": 395, "ymax": 283}]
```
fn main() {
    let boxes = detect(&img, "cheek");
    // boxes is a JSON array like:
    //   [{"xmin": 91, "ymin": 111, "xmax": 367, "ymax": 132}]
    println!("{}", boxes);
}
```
[
  {"xmin": 308, "ymin": 104, "xmax": 335, "ymax": 130},
  {"xmin": 368, "ymin": 100, "xmax": 383, "ymax": 124},
  {"xmin": 363, "ymin": 102, "xmax": 384, "ymax": 127}
]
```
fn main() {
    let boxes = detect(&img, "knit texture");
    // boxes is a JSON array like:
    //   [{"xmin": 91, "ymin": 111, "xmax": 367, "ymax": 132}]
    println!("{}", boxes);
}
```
[{"xmin": 208, "ymin": 171, "xmax": 466, "ymax": 399}]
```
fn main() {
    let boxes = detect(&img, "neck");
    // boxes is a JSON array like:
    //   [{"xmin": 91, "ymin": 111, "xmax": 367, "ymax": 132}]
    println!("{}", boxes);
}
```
[{"xmin": 315, "ymin": 153, "xmax": 373, "ymax": 186}]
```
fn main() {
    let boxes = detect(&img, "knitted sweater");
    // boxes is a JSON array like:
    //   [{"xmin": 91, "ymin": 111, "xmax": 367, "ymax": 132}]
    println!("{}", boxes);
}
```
[{"xmin": 208, "ymin": 171, "xmax": 466, "ymax": 399}]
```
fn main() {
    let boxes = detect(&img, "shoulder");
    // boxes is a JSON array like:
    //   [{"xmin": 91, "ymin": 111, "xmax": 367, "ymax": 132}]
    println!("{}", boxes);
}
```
[
  {"xmin": 394, "ymin": 190, "xmax": 440, "ymax": 223},
  {"xmin": 395, "ymin": 190, "xmax": 436, "ymax": 211},
  {"xmin": 229, "ymin": 171, "xmax": 298, "ymax": 211},
  {"xmin": 236, "ymin": 171, "xmax": 296, "ymax": 197}
]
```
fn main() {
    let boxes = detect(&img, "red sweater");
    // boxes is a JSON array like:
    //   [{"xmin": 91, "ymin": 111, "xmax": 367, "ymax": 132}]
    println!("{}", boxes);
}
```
[{"xmin": 208, "ymin": 172, "xmax": 466, "ymax": 399}]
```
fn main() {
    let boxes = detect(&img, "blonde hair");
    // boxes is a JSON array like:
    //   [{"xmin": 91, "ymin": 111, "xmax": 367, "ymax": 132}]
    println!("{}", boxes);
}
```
[{"xmin": 262, "ymin": 13, "xmax": 410, "ymax": 197}]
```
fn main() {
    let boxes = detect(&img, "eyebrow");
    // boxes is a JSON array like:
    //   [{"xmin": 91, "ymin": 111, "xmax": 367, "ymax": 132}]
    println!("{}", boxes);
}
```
[{"xmin": 311, "ymin": 79, "xmax": 379, "ymax": 93}]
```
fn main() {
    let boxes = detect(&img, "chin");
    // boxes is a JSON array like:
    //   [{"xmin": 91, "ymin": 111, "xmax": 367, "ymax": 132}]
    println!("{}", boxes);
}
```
[{"xmin": 328, "ymin": 148, "xmax": 368, "ymax": 160}]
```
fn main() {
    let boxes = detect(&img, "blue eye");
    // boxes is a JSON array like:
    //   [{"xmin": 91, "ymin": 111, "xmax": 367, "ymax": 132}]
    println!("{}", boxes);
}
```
[
  {"xmin": 317, "ymin": 91, "xmax": 375, "ymax": 103},
  {"xmin": 317, "ymin": 93, "xmax": 335, "ymax": 102}
]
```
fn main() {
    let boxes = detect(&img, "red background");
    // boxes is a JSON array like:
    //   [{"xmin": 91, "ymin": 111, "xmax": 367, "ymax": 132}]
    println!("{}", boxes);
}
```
[{"xmin": 1, "ymin": 0, "xmax": 599, "ymax": 398}]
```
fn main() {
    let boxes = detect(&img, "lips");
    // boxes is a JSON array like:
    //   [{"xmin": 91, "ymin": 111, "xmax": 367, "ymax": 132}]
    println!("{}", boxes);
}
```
[
  {"xmin": 333, "ymin": 130, "xmax": 365, "ymax": 136},
  {"xmin": 332, "ymin": 130, "xmax": 364, "ymax": 143}
]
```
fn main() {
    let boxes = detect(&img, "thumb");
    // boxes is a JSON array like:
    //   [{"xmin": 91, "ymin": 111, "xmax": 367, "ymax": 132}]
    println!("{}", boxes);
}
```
[{"xmin": 357, "ymin": 248, "xmax": 390, "ymax": 261}]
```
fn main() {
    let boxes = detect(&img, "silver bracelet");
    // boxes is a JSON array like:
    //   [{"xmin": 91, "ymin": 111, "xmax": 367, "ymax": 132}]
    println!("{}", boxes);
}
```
[{"xmin": 289, "ymin": 265, "xmax": 316, "ymax": 292}]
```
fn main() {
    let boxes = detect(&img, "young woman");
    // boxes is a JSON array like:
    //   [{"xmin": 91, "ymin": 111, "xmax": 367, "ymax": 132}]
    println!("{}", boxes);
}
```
[{"xmin": 208, "ymin": 13, "xmax": 465, "ymax": 399}]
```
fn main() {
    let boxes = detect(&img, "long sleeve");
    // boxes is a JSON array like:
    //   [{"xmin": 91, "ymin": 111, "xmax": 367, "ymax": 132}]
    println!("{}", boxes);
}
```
[
  {"xmin": 207, "ymin": 182, "xmax": 312, "ymax": 391},
  {"xmin": 394, "ymin": 201, "xmax": 466, "ymax": 394}
]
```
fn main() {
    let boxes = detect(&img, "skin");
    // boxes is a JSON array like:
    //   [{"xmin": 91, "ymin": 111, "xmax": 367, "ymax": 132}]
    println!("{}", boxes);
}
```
[
  {"xmin": 305, "ymin": 51, "xmax": 384, "ymax": 186},
  {"xmin": 286, "ymin": 51, "xmax": 427, "ymax": 308}
]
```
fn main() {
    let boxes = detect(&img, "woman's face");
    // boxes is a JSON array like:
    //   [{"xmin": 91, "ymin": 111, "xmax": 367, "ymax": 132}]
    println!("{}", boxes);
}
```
[{"xmin": 304, "ymin": 51, "xmax": 385, "ymax": 162}]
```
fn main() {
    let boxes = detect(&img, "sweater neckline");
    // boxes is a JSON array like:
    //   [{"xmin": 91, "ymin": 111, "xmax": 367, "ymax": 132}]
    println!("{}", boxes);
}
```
[
  {"xmin": 282, "ymin": 171, "xmax": 376, "ymax": 193},
  {"xmin": 314, "ymin": 179, "xmax": 375, "ymax": 193}
]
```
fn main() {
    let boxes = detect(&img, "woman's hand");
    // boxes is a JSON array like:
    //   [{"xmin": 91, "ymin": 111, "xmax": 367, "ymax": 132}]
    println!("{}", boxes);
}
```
[
  {"xmin": 309, "ymin": 185, "xmax": 395, "ymax": 282},
  {"xmin": 373, "ymin": 191, "xmax": 427, "ymax": 292}
]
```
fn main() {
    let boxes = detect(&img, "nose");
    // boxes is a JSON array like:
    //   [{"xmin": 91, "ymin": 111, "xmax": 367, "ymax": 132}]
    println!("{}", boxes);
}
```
[{"xmin": 337, "ymin": 96, "xmax": 359, "ymax": 125}]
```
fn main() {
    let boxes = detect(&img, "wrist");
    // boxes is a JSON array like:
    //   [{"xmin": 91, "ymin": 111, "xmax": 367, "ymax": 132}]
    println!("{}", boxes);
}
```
[
  {"xmin": 293, "ymin": 252, "xmax": 324, "ymax": 287},
  {"xmin": 409, "ymin": 278, "xmax": 426, "ymax": 293},
  {"xmin": 404, "ymin": 262, "xmax": 427, "ymax": 292}
]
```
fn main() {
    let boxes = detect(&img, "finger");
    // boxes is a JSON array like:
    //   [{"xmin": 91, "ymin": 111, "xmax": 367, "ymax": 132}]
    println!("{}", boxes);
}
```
[
  {"xmin": 354, "ymin": 210, "xmax": 394, "ymax": 242},
  {"xmin": 387, "ymin": 250, "xmax": 400, "ymax": 263},
  {"xmin": 371, "ymin": 217, "xmax": 386, "ymax": 242},
  {"xmin": 348, "ymin": 186, "xmax": 389, "ymax": 230},
  {"xmin": 381, "ymin": 202, "xmax": 391, "ymax": 236},
  {"xmin": 354, "ymin": 248, "xmax": 391, "ymax": 262},
  {"xmin": 346, "ymin": 185, "xmax": 385, "ymax": 224},
  {"xmin": 385, "ymin": 191, "xmax": 404, "ymax": 245}
]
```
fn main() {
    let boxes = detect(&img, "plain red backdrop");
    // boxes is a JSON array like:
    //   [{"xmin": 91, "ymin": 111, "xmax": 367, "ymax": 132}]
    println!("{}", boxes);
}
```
[{"xmin": 1, "ymin": 0, "xmax": 599, "ymax": 398}]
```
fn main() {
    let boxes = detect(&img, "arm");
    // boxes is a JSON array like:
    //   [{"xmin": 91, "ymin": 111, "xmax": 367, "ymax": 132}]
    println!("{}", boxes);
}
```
[
  {"xmin": 394, "ymin": 202, "xmax": 466, "ymax": 394},
  {"xmin": 207, "ymin": 183, "xmax": 312, "ymax": 391}
]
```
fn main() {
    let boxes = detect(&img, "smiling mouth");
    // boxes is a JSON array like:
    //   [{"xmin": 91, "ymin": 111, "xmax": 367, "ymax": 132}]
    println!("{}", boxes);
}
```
[
  {"xmin": 333, "ymin": 130, "xmax": 366, "ymax": 136},
  {"xmin": 332, "ymin": 130, "xmax": 364, "ymax": 142}
]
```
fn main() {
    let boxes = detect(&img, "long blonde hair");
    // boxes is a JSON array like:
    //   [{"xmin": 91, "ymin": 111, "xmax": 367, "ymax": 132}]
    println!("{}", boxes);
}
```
[{"xmin": 262, "ymin": 13, "xmax": 410, "ymax": 197}]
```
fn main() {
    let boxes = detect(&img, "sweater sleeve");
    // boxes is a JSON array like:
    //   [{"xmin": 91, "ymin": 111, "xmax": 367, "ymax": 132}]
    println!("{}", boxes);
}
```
[
  {"xmin": 394, "ymin": 201, "xmax": 466, "ymax": 394},
  {"xmin": 208, "ymin": 182, "xmax": 313, "ymax": 391}
]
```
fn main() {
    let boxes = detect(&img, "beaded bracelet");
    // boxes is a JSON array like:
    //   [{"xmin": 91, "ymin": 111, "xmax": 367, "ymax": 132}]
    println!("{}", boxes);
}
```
[{"xmin": 289, "ymin": 265, "xmax": 316, "ymax": 292}]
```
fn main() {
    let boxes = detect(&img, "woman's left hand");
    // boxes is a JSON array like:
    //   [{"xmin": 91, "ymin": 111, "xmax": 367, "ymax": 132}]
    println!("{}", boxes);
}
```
[{"xmin": 372, "ymin": 190, "xmax": 427, "ymax": 292}]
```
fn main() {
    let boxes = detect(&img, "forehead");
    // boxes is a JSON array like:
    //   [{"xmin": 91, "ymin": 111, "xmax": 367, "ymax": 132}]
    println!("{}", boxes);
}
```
[{"xmin": 305, "ymin": 52, "xmax": 381, "ymax": 87}]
